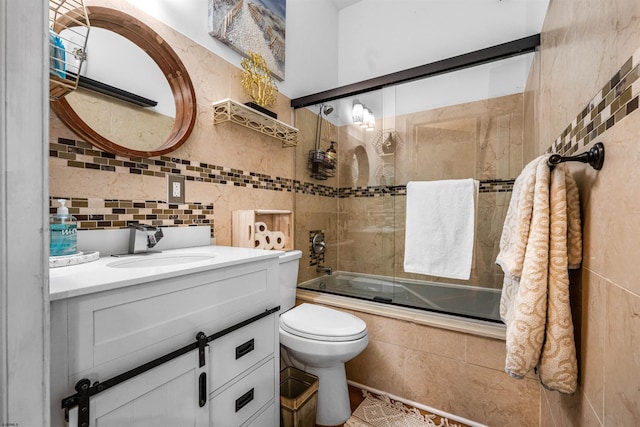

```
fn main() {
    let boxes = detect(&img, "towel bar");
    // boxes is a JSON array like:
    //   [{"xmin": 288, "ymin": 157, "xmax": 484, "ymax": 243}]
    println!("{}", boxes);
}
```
[{"xmin": 547, "ymin": 142, "xmax": 605, "ymax": 170}]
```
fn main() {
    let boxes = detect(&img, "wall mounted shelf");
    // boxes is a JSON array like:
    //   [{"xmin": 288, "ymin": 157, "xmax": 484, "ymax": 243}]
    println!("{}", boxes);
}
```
[{"xmin": 212, "ymin": 99, "xmax": 298, "ymax": 147}]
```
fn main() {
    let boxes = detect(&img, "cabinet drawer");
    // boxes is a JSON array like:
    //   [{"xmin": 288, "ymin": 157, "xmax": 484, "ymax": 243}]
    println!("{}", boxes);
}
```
[
  {"xmin": 210, "ymin": 314, "xmax": 275, "ymax": 391},
  {"xmin": 244, "ymin": 402, "xmax": 275, "ymax": 427},
  {"xmin": 210, "ymin": 358, "xmax": 275, "ymax": 427}
]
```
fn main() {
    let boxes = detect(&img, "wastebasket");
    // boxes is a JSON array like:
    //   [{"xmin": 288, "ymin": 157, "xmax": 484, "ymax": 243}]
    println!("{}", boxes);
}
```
[{"xmin": 280, "ymin": 366, "xmax": 319, "ymax": 427}]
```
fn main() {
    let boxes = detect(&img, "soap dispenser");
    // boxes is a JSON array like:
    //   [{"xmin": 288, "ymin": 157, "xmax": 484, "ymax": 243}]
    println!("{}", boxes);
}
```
[
  {"xmin": 50, "ymin": 199, "xmax": 77, "ymax": 257},
  {"xmin": 325, "ymin": 141, "xmax": 337, "ymax": 169}
]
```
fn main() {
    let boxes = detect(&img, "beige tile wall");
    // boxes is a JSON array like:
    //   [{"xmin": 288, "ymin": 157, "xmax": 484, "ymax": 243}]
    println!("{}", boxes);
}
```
[
  {"xmin": 293, "ymin": 107, "xmax": 338, "ymax": 282},
  {"xmin": 526, "ymin": 0, "xmax": 640, "ymax": 425},
  {"xmin": 50, "ymin": 0, "xmax": 296, "ymax": 247},
  {"xmin": 338, "ymin": 306, "xmax": 540, "ymax": 426}
]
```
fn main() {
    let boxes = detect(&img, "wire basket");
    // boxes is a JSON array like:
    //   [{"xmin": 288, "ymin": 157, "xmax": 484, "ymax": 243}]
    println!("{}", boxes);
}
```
[{"xmin": 308, "ymin": 150, "xmax": 335, "ymax": 180}]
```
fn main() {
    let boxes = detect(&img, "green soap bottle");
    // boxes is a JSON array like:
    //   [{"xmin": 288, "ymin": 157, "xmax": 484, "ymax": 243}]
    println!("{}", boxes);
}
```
[{"xmin": 50, "ymin": 199, "xmax": 77, "ymax": 257}]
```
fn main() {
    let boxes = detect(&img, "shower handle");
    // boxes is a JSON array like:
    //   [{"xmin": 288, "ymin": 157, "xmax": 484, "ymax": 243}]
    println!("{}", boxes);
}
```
[{"xmin": 312, "ymin": 233, "xmax": 326, "ymax": 255}]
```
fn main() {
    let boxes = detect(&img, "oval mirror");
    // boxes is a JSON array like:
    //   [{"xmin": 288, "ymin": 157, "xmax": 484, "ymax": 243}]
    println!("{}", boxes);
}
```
[{"xmin": 51, "ymin": 7, "xmax": 197, "ymax": 157}]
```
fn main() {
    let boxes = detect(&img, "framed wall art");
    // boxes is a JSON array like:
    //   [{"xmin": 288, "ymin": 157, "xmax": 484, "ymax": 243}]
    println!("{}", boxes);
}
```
[{"xmin": 208, "ymin": 0, "xmax": 286, "ymax": 80}]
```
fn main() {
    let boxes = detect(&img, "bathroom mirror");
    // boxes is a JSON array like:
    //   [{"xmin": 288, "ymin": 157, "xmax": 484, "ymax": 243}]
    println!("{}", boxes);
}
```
[{"xmin": 50, "ymin": 7, "xmax": 197, "ymax": 157}]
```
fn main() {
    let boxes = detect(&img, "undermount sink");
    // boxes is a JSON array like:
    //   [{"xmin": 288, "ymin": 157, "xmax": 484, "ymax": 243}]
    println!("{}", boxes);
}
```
[{"xmin": 107, "ymin": 253, "xmax": 216, "ymax": 269}]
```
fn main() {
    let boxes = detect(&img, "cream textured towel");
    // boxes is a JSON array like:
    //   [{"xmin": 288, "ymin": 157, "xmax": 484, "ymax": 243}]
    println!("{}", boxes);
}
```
[
  {"xmin": 404, "ymin": 179, "xmax": 478, "ymax": 280},
  {"xmin": 496, "ymin": 155, "xmax": 581, "ymax": 394}
]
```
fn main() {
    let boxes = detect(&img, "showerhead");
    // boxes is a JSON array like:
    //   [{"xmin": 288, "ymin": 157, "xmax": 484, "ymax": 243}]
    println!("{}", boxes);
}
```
[{"xmin": 322, "ymin": 105, "xmax": 334, "ymax": 115}]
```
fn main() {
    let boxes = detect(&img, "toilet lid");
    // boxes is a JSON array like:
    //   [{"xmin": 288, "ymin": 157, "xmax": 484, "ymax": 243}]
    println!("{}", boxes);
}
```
[{"xmin": 280, "ymin": 303, "xmax": 367, "ymax": 342}]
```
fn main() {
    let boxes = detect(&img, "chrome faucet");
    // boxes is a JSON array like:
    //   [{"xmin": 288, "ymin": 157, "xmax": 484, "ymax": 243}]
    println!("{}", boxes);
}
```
[
  {"xmin": 316, "ymin": 265, "xmax": 332, "ymax": 275},
  {"xmin": 128, "ymin": 224, "xmax": 163, "ymax": 254}
]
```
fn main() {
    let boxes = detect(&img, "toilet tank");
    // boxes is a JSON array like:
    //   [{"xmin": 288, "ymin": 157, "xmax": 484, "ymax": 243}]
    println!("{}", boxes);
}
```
[{"xmin": 279, "ymin": 250, "xmax": 302, "ymax": 312}]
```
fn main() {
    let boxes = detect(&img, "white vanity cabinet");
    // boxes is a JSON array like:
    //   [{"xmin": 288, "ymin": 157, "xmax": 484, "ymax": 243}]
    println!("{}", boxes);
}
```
[{"xmin": 50, "ymin": 247, "xmax": 281, "ymax": 427}]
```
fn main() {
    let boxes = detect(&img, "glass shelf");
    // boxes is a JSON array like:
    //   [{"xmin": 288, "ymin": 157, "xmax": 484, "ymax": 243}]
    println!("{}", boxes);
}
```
[{"xmin": 212, "ymin": 99, "xmax": 298, "ymax": 147}]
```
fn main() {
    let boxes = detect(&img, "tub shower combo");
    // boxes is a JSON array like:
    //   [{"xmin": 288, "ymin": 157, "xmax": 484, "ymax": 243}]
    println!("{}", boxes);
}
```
[{"xmin": 292, "ymin": 41, "xmax": 545, "ymax": 325}]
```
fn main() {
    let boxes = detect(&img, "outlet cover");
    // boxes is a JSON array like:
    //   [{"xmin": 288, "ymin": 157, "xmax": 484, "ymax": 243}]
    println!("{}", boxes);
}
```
[{"xmin": 168, "ymin": 175, "xmax": 185, "ymax": 204}]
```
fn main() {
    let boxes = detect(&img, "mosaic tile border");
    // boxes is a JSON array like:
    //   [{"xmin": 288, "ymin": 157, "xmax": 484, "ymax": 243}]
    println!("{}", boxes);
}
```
[
  {"xmin": 337, "ymin": 180, "xmax": 515, "ymax": 198},
  {"xmin": 50, "ymin": 138, "xmax": 294, "ymax": 192},
  {"xmin": 51, "ymin": 139, "xmax": 515, "ymax": 200},
  {"xmin": 53, "ymin": 51, "xmax": 640, "ymax": 206},
  {"xmin": 49, "ymin": 197, "xmax": 214, "ymax": 237},
  {"xmin": 550, "ymin": 47, "xmax": 640, "ymax": 155}
]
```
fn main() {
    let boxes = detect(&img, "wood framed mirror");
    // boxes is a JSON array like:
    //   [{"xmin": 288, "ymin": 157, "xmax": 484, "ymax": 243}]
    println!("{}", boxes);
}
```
[{"xmin": 50, "ymin": 6, "xmax": 197, "ymax": 157}]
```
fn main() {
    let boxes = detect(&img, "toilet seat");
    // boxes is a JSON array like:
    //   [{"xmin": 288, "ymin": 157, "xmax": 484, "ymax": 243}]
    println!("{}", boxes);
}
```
[{"xmin": 280, "ymin": 303, "xmax": 367, "ymax": 342}]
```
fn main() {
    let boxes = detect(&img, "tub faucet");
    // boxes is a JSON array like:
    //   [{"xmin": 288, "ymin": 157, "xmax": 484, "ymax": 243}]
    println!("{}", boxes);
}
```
[{"xmin": 316, "ymin": 265, "xmax": 332, "ymax": 275}]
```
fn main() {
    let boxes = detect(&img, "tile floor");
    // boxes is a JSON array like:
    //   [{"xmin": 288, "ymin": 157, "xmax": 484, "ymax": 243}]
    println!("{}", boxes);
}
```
[{"xmin": 314, "ymin": 385, "xmax": 472, "ymax": 427}]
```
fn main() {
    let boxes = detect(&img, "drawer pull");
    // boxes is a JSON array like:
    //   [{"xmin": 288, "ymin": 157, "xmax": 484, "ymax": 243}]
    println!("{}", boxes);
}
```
[
  {"xmin": 235, "ymin": 388, "xmax": 254, "ymax": 412},
  {"xmin": 235, "ymin": 339, "xmax": 255, "ymax": 359},
  {"xmin": 198, "ymin": 372, "xmax": 207, "ymax": 407}
]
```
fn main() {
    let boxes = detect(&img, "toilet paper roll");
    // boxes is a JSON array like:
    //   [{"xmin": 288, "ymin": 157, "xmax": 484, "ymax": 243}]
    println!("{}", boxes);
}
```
[
  {"xmin": 272, "ymin": 231, "xmax": 286, "ymax": 250},
  {"xmin": 255, "ymin": 222, "xmax": 268, "ymax": 233},
  {"xmin": 263, "ymin": 232, "xmax": 275, "ymax": 250},
  {"xmin": 254, "ymin": 233, "xmax": 266, "ymax": 249}
]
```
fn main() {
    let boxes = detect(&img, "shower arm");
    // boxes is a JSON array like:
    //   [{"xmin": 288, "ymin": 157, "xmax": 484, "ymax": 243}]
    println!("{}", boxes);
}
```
[
  {"xmin": 314, "ymin": 108, "xmax": 323, "ymax": 151},
  {"xmin": 313, "ymin": 104, "xmax": 334, "ymax": 151}
]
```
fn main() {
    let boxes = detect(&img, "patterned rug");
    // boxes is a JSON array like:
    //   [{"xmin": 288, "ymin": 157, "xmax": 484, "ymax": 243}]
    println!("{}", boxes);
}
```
[{"xmin": 344, "ymin": 391, "xmax": 463, "ymax": 427}]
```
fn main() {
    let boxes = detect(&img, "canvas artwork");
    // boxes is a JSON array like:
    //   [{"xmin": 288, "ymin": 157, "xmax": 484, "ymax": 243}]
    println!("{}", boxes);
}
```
[{"xmin": 208, "ymin": 0, "xmax": 286, "ymax": 81}]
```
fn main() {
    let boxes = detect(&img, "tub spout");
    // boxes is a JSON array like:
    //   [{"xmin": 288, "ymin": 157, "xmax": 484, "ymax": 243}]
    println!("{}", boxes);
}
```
[{"xmin": 316, "ymin": 265, "xmax": 332, "ymax": 275}]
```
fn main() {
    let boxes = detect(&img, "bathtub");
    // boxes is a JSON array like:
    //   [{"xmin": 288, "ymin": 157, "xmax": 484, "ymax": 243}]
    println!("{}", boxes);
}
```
[{"xmin": 298, "ymin": 271, "xmax": 502, "ymax": 323}]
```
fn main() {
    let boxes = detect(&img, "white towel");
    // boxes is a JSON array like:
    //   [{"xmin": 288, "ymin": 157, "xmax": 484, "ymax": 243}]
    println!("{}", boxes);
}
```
[{"xmin": 403, "ymin": 179, "xmax": 478, "ymax": 280}]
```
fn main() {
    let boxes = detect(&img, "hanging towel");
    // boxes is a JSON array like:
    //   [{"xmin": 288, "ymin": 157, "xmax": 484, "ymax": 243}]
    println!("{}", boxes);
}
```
[
  {"xmin": 496, "ymin": 155, "xmax": 581, "ymax": 394},
  {"xmin": 49, "ymin": 29, "xmax": 66, "ymax": 79},
  {"xmin": 403, "ymin": 179, "xmax": 478, "ymax": 280}
]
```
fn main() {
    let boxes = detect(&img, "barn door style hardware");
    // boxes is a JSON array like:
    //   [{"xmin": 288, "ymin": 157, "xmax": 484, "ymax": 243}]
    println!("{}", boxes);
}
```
[{"xmin": 61, "ymin": 306, "xmax": 280, "ymax": 426}]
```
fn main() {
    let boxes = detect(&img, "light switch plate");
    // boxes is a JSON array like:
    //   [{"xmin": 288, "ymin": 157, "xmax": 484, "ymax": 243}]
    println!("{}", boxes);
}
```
[{"xmin": 167, "ymin": 175, "xmax": 185, "ymax": 204}]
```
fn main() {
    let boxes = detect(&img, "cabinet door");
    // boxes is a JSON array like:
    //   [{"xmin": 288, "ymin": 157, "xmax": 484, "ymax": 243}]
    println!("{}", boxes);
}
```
[{"xmin": 67, "ymin": 348, "xmax": 209, "ymax": 427}]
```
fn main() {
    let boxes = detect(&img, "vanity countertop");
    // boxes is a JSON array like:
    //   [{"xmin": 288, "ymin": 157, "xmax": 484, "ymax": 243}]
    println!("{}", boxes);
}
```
[{"xmin": 49, "ymin": 245, "xmax": 282, "ymax": 301}]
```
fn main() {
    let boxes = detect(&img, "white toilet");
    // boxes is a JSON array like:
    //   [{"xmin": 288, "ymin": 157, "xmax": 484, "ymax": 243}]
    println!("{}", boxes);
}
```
[{"xmin": 278, "ymin": 250, "xmax": 368, "ymax": 426}]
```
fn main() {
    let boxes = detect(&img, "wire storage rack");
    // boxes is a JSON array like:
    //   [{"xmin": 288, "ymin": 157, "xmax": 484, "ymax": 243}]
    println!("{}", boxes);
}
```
[{"xmin": 49, "ymin": 0, "xmax": 90, "ymax": 101}]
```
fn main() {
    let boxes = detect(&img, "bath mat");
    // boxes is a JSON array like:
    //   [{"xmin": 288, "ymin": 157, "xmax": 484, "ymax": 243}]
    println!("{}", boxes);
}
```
[{"xmin": 344, "ymin": 391, "xmax": 463, "ymax": 427}]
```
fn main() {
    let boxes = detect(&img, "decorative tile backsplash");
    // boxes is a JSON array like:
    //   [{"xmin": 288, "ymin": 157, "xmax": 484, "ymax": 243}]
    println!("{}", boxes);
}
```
[
  {"xmin": 48, "ymin": 196, "xmax": 215, "ymax": 237},
  {"xmin": 337, "ymin": 179, "xmax": 515, "ymax": 198},
  {"xmin": 50, "ymin": 138, "xmax": 294, "ymax": 191},
  {"xmin": 550, "ymin": 49, "xmax": 639, "ymax": 155},
  {"xmin": 50, "ymin": 137, "xmax": 516, "ymax": 218}
]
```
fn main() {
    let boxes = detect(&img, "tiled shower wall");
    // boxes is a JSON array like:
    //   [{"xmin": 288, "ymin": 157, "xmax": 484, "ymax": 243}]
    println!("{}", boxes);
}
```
[{"xmin": 295, "ymin": 93, "xmax": 523, "ymax": 289}]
